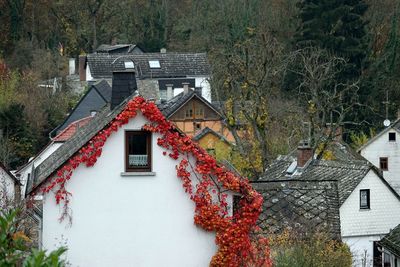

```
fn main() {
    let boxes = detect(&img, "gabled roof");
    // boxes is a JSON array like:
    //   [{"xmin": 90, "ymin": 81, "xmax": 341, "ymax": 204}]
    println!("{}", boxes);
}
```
[
  {"xmin": 49, "ymin": 80, "xmax": 111, "ymax": 137},
  {"xmin": 259, "ymin": 156, "xmax": 400, "ymax": 206},
  {"xmin": 357, "ymin": 118, "xmax": 400, "ymax": 152},
  {"xmin": 158, "ymin": 90, "xmax": 222, "ymax": 119},
  {"xmin": 86, "ymin": 53, "xmax": 210, "ymax": 79},
  {"xmin": 379, "ymin": 224, "xmax": 400, "ymax": 257},
  {"xmin": 53, "ymin": 117, "xmax": 93, "ymax": 142},
  {"xmin": 192, "ymin": 127, "xmax": 231, "ymax": 145},
  {"xmin": 251, "ymin": 179, "xmax": 341, "ymax": 238},
  {"xmin": 96, "ymin": 44, "xmax": 143, "ymax": 54}
]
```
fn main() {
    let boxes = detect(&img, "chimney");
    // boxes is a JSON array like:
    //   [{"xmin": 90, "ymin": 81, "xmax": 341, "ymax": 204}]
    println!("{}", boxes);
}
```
[
  {"xmin": 160, "ymin": 48, "xmax": 167, "ymax": 53},
  {"xmin": 297, "ymin": 140, "xmax": 313, "ymax": 168},
  {"xmin": 166, "ymin": 84, "xmax": 174, "ymax": 100},
  {"xmin": 79, "ymin": 55, "xmax": 86, "ymax": 81},
  {"xmin": 111, "ymin": 60, "xmax": 137, "ymax": 109},
  {"xmin": 182, "ymin": 82, "xmax": 190, "ymax": 94},
  {"xmin": 69, "ymin": 58, "xmax": 76, "ymax": 75}
]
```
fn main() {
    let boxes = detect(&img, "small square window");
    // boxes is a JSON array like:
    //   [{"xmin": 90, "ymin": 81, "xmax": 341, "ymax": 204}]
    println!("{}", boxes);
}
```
[
  {"xmin": 125, "ymin": 131, "xmax": 151, "ymax": 172},
  {"xmin": 389, "ymin": 132, "xmax": 396, "ymax": 142},
  {"xmin": 360, "ymin": 189, "xmax": 370, "ymax": 209},
  {"xmin": 195, "ymin": 122, "xmax": 201, "ymax": 130},
  {"xmin": 380, "ymin": 157, "xmax": 388, "ymax": 171},
  {"xmin": 149, "ymin": 60, "xmax": 160, "ymax": 68},
  {"xmin": 206, "ymin": 148, "xmax": 215, "ymax": 156}
]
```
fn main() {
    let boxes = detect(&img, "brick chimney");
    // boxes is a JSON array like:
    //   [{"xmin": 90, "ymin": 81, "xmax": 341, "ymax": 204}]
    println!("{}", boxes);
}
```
[
  {"xmin": 182, "ymin": 82, "xmax": 190, "ymax": 94},
  {"xmin": 79, "ymin": 55, "xmax": 86, "ymax": 81},
  {"xmin": 111, "ymin": 60, "xmax": 137, "ymax": 109},
  {"xmin": 166, "ymin": 84, "xmax": 174, "ymax": 100},
  {"xmin": 297, "ymin": 140, "xmax": 313, "ymax": 168}
]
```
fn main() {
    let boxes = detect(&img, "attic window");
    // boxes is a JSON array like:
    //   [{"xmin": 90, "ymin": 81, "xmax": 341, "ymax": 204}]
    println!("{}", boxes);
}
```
[
  {"xmin": 125, "ymin": 131, "xmax": 152, "ymax": 172},
  {"xmin": 360, "ymin": 189, "xmax": 370, "ymax": 209},
  {"xmin": 149, "ymin": 60, "xmax": 161, "ymax": 68},
  {"xmin": 124, "ymin": 61, "xmax": 134, "ymax": 69},
  {"xmin": 389, "ymin": 132, "xmax": 396, "ymax": 142}
]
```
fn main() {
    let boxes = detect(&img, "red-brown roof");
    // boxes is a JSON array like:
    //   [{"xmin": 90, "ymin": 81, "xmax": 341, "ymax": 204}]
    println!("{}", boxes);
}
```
[{"xmin": 53, "ymin": 117, "xmax": 93, "ymax": 142}]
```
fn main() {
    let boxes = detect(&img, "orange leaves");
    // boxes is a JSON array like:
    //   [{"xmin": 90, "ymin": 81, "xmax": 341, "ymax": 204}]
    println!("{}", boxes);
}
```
[{"xmin": 39, "ymin": 96, "xmax": 271, "ymax": 266}]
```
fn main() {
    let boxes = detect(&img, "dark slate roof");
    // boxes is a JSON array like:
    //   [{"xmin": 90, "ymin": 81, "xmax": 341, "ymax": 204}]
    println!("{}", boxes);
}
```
[
  {"xmin": 92, "ymin": 79, "xmax": 112, "ymax": 102},
  {"xmin": 158, "ymin": 90, "xmax": 222, "ymax": 118},
  {"xmin": 252, "ymin": 180, "xmax": 341, "ymax": 239},
  {"xmin": 29, "ymin": 95, "xmax": 135, "ymax": 193},
  {"xmin": 379, "ymin": 224, "xmax": 400, "ymax": 257},
  {"xmin": 86, "ymin": 53, "xmax": 210, "ymax": 79},
  {"xmin": 260, "ymin": 156, "xmax": 373, "ymax": 205},
  {"xmin": 192, "ymin": 127, "xmax": 231, "ymax": 144}
]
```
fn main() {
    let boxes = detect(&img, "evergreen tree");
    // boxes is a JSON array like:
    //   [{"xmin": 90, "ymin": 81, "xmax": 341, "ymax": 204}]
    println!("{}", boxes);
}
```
[{"xmin": 295, "ymin": 0, "xmax": 369, "ymax": 80}]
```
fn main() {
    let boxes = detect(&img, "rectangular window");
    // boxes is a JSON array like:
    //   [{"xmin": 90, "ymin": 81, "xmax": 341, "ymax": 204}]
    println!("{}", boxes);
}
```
[
  {"xmin": 380, "ymin": 157, "xmax": 388, "ymax": 171},
  {"xmin": 148, "ymin": 60, "xmax": 161, "ymax": 68},
  {"xmin": 389, "ymin": 132, "xmax": 396, "ymax": 142},
  {"xmin": 360, "ymin": 189, "xmax": 370, "ymax": 209},
  {"xmin": 125, "ymin": 131, "xmax": 151, "ymax": 172}
]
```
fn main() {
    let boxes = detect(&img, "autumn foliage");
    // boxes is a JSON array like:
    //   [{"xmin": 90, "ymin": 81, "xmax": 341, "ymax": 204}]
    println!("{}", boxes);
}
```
[{"xmin": 38, "ymin": 96, "xmax": 271, "ymax": 266}]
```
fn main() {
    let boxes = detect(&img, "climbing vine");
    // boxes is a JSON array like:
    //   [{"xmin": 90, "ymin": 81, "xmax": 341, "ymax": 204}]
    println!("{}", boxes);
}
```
[{"xmin": 37, "ymin": 96, "xmax": 271, "ymax": 266}]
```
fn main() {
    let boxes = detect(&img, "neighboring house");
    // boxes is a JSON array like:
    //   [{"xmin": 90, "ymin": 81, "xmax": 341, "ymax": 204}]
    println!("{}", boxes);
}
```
[
  {"xmin": 256, "ymin": 142, "xmax": 400, "ymax": 266},
  {"xmin": 50, "ymin": 80, "xmax": 111, "ymax": 136},
  {"xmin": 378, "ymin": 224, "xmax": 400, "ymax": 267},
  {"xmin": 358, "ymin": 119, "xmax": 400, "ymax": 194},
  {"xmin": 0, "ymin": 161, "xmax": 21, "ymax": 207},
  {"xmin": 193, "ymin": 127, "xmax": 232, "ymax": 157},
  {"xmin": 25, "ymin": 71, "xmax": 235, "ymax": 266},
  {"xmin": 16, "ymin": 117, "xmax": 92, "ymax": 197},
  {"xmin": 96, "ymin": 44, "xmax": 144, "ymax": 54},
  {"xmin": 159, "ymin": 89, "xmax": 233, "ymax": 141},
  {"xmin": 78, "ymin": 51, "xmax": 212, "ymax": 101}
]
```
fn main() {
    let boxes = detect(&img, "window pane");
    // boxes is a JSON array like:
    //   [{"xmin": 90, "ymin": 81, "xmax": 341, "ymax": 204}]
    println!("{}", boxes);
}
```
[
  {"xmin": 128, "ymin": 134, "xmax": 148, "ymax": 167},
  {"xmin": 389, "ymin": 132, "xmax": 396, "ymax": 141},
  {"xmin": 360, "ymin": 191, "xmax": 367, "ymax": 206}
]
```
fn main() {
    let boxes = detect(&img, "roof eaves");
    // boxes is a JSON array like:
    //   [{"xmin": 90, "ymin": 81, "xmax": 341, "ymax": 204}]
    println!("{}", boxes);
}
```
[{"xmin": 357, "ymin": 120, "xmax": 400, "ymax": 152}]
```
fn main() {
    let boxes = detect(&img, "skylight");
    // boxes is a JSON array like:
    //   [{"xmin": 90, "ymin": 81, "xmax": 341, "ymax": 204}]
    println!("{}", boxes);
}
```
[
  {"xmin": 149, "ymin": 60, "xmax": 161, "ymax": 68},
  {"xmin": 285, "ymin": 161, "xmax": 297, "ymax": 175},
  {"xmin": 124, "ymin": 61, "xmax": 134, "ymax": 69}
]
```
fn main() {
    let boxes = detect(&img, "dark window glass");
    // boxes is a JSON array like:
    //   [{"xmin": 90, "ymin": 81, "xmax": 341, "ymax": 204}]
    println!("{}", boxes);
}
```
[
  {"xmin": 380, "ymin": 157, "xmax": 388, "ymax": 171},
  {"xmin": 360, "ymin": 189, "xmax": 370, "ymax": 209},
  {"xmin": 389, "ymin": 132, "xmax": 396, "ymax": 141},
  {"xmin": 125, "ymin": 131, "xmax": 151, "ymax": 172},
  {"xmin": 373, "ymin": 241, "xmax": 382, "ymax": 267},
  {"xmin": 384, "ymin": 253, "xmax": 391, "ymax": 267}
]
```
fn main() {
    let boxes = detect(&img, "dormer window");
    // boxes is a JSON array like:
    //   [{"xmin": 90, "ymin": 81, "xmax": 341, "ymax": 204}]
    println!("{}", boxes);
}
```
[
  {"xmin": 389, "ymin": 132, "xmax": 396, "ymax": 142},
  {"xmin": 125, "ymin": 131, "xmax": 152, "ymax": 172},
  {"xmin": 149, "ymin": 60, "xmax": 160, "ymax": 68},
  {"xmin": 360, "ymin": 189, "xmax": 370, "ymax": 209}
]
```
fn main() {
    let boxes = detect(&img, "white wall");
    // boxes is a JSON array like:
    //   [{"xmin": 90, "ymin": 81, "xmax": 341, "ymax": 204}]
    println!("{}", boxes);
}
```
[
  {"xmin": 86, "ymin": 65, "xmax": 94, "ymax": 81},
  {"xmin": 17, "ymin": 142, "xmax": 63, "ymax": 198},
  {"xmin": 340, "ymin": 170, "xmax": 400, "ymax": 264},
  {"xmin": 360, "ymin": 129, "xmax": 400, "ymax": 193},
  {"xmin": 42, "ymin": 112, "xmax": 222, "ymax": 267},
  {"xmin": 0, "ymin": 168, "xmax": 16, "ymax": 208}
]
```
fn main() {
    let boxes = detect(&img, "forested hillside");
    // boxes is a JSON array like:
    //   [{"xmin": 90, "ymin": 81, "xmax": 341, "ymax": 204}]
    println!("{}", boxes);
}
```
[{"xmin": 1, "ymin": 0, "xmax": 399, "ymax": 174}]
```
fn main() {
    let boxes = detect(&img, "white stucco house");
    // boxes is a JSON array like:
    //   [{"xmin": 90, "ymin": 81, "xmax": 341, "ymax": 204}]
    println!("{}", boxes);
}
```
[
  {"xmin": 358, "ymin": 119, "xmax": 400, "ymax": 194},
  {"xmin": 24, "ymin": 66, "xmax": 240, "ymax": 266},
  {"xmin": 255, "ymin": 143, "xmax": 400, "ymax": 266},
  {"xmin": 0, "ymin": 162, "xmax": 21, "ymax": 208}
]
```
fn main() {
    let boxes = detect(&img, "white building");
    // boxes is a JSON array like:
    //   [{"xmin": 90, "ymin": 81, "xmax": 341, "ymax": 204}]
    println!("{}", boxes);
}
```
[
  {"xmin": 358, "ymin": 120, "xmax": 400, "ymax": 194},
  {"xmin": 25, "ymin": 91, "xmax": 237, "ymax": 266},
  {"xmin": 256, "ymin": 143, "xmax": 400, "ymax": 266}
]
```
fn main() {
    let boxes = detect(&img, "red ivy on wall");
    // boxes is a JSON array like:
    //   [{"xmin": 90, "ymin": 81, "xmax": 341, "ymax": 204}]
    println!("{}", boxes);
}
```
[{"xmin": 38, "ymin": 97, "xmax": 271, "ymax": 267}]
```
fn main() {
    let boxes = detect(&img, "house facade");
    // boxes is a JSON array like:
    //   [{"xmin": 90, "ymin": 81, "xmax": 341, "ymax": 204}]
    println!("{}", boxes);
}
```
[
  {"xmin": 32, "ymin": 112, "xmax": 220, "ymax": 266},
  {"xmin": 257, "ymin": 143, "xmax": 400, "ymax": 266},
  {"xmin": 378, "ymin": 224, "xmax": 400, "ymax": 267},
  {"xmin": 358, "ymin": 120, "xmax": 400, "ymax": 194}
]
